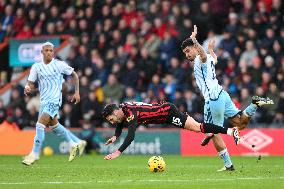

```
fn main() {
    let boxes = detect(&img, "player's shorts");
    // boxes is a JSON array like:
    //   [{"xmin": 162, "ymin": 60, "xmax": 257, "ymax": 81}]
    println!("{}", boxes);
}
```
[
  {"xmin": 39, "ymin": 102, "xmax": 60, "ymax": 119},
  {"xmin": 204, "ymin": 90, "xmax": 241, "ymax": 127},
  {"xmin": 167, "ymin": 103, "xmax": 187, "ymax": 128}
]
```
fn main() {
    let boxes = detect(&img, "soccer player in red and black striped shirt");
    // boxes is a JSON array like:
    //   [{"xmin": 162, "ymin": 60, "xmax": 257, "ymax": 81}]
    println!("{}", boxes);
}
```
[{"xmin": 102, "ymin": 102, "xmax": 240, "ymax": 160}]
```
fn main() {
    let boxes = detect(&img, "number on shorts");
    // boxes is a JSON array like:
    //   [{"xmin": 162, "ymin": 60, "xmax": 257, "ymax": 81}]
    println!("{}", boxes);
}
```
[{"xmin": 172, "ymin": 117, "xmax": 182, "ymax": 126}]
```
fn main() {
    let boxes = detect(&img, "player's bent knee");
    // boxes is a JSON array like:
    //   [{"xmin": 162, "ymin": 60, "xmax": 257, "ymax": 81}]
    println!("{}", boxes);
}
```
[
  {"xmin": 228, "ymin": 116, "xmax": 241, "ymax": 128},
  {"xmin": 38, "ymin": 113, "xmax": 51, "ymax": 126},
  {"xmin": 49, "ymin": 116, "xmax": 58, "ymax": 126},
  {"xmin": 235, "ymin": 113, "xmax": 251, "ymax": 130}
]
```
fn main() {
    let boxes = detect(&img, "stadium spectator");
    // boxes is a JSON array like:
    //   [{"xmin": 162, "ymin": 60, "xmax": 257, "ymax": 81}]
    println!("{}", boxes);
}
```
[
  {"xmin": 0, "ymin": 0, "xmax": 283, "ymax": 127},
  {"xmin": 103, "ymin": 74, "xmax": 124, "ymax": 104}
]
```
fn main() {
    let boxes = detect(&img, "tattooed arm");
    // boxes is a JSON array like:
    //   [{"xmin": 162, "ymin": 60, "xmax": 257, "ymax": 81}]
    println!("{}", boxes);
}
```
[{"xmin": 190, "ymin": 25, "xmax": 207, "ymax": 63}]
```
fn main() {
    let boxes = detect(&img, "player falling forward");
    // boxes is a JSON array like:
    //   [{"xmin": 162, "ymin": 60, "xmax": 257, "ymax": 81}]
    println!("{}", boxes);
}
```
[
  {"xmin": 22, "ymin": 42, "xmax": 86, "ymax": 166},
  {"xmin": 181, "ymin": 25, "xmax": 274, "ymax": 171},
  {"xmin": 102, "ymin": 101, "xmax": 241, "ymax": 160}
]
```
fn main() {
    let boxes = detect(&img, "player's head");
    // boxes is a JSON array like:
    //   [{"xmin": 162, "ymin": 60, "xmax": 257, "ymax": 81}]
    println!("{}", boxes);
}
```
[
  {"xmin": 181, "ymin": 38, "xmax": 197, "ymax": 61},
  {"xmin": 41, "ymin": 41, "xmax": 54, "ymax": 62},
  {"xmin": 102, "ymin": 104, "xmax": 124, "ymax": 125}
]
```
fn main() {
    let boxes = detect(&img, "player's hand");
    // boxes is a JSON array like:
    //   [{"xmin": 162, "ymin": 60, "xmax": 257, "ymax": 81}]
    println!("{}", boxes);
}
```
[
  {"xmin": 24, "ymin": 85, "xmax": 31, "ymax": 96},
  {"xmin": 71, "ymin": 92, "xmax": 80, "ymax": 104},
  {"xmin": 208, "ymin": 38, "xmax": 216, "ymax": 51},
  {"xmin": 190, "ymin": 25, "xmax": 197, "ymax": 40},
  {"xmin": 104, "ymin": 150, "xmax": 121, "ymax": 160},
  {"xmin": 105, "ymin": 136, "xmax": 117, "ymax": 145}
]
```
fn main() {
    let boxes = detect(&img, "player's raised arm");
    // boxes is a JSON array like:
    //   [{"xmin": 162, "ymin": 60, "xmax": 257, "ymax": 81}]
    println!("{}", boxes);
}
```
[
  {"xmin": 71, "ymin": 71, "xmax": 80, "ymax": 104},
  {"xmin": 191, "ymin": 25, "xmax": 207, "ymax": 63},
  {"xmin": 208, "ymin": 38, "xmax": 218, "ymax": 64}
]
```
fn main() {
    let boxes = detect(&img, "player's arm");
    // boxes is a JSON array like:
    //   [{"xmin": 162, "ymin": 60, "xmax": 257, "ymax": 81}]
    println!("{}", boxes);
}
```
[
  {"xmin": 71, "ymin": 71, "xmax": 80, "ymax": 104},
  {"xmin": 59, "ymin": 61, "xmax": 80, "ymax": 104},
  {"xmin": 105, "ymin": 123, "xmax": 123, "ymax": 145},
  {"xmin": 104, "ymin": 120, "xmax": 137, "ymax": 160},
  {"xmin": 191, "ymin": 25, "xmax": 207, "ymax": 63},
  {"xmin": 117, "ymin": 123, "xmax": 136, "ymax": 153},
  {"xmin": 24, "ymin": 81, "xmax": 35, "ymax": 96},
  {"xmin": 24, "ymin": 64, "xmax": 37, "ymax": 96},
  {"xmin": 208, "ymin": 38, "xmax": 218, "ymax": 64}
]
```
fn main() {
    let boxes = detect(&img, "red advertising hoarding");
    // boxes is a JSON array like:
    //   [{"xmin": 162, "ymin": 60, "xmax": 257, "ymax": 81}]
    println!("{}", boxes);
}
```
[{"xmin": 181, "ymin": 129, "xmax": 284, "ymax": 156}]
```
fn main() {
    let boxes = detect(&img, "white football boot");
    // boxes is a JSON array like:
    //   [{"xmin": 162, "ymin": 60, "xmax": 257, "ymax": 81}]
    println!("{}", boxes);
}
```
[
  {"xmin": 78, "ymin": 140, "xmax": 87, "ymax": 156},
  {"xmin": 22, "ymin": 152, "xmax": 39, "ymax": 166},
  {"xmin": 252, "ymin": 96, "xmax": 274, "ymax": 107},
  {"xmin": 69, "ymin": 144, "xmax": 79, "ymax": 162}
]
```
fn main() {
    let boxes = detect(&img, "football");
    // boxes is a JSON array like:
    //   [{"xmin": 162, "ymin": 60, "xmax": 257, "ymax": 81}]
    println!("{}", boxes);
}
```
[{"xmin": 147, "ymin": 156, "xmax": 166, "ymax": 173}]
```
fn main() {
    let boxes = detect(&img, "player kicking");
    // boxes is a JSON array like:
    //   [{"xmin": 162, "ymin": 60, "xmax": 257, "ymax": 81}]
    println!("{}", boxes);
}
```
[
  {"xmin": 101, "ymin": 101, "xmax": 241, "ymax": 160},
  {"xmin": 181, "ymin": 25, "xmax": 274, "ymax": 171},
  {"xmin": 22, "ymin": 42, "xmax": 86, "ymax": 166}
]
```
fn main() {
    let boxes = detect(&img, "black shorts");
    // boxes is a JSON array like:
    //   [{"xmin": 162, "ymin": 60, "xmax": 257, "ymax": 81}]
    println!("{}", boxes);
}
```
[{"xmin": 167, "ymin": 103, "xmax": 187, "ymax": 128}]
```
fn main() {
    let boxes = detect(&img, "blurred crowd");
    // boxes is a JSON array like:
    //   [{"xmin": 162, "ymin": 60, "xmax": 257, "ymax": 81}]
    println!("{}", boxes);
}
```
[{"xmin": 0, "ymin": 0, "xmax": 283, "ymax": 130}]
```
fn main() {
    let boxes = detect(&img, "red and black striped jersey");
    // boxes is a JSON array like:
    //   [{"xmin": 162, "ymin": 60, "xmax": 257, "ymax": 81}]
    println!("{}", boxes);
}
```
[
  {"xmin": 115, "ymin": 102, "xmax": 172, "ymax": 153},
  {"xmin": 119, "ymin": 101, "xmax": 171, "ymax": 125}
]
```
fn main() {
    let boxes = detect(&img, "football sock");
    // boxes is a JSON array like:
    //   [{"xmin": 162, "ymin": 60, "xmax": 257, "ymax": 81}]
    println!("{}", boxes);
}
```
[
  {"xmin": 244, "ymin": 103, "xmax": 258, "ymax": 117},
  {"xmin": 200, "ymin": 123, "xmax": 227, "ymax": 134},
  {"xmin": 50, "ymin": 123, "xmax": 77, "ymax": 147},
  {"xmin": 218, "ymin": 148, "xmax": 233, "ymax": 168},
  {"xmin": 66, "ymin": 127, "xmax": 81, "ymax": 143},
  {"xmin": 32, "ymin": 122, "xmax": 46, "ymax": 156}
]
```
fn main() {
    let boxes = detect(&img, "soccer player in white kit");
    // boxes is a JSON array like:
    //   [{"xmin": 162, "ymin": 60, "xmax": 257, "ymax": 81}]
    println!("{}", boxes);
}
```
[
  {"xmin": 22, "ymin": 42, "xmax": 86, "ymax": 165},
  {"xmin": 181, "ymin": 25, "xmax": 274, "ymax": 171}
]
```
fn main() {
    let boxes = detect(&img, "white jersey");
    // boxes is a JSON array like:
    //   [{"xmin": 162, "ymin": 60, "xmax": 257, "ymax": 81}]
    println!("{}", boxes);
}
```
[
  {"xmin": 193, "ymin": 54, "xmax": 223, "ymax": 102},
  {"xmin": 28, "ymin": 58, "xmax": 74, "ymax": 106}
]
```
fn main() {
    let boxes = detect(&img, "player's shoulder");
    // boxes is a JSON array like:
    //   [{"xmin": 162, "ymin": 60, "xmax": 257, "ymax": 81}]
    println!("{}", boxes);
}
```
[
  {"xmin": 33, "ymin": 61, "xmax": 42, "ymax": 65},
  {"xmin": 30, "ymin": 61, "xmax": 42, "ymax": 70},
  {"xmin": 54, "ymin": 58, "xmax": 66, "ymax": 65}
]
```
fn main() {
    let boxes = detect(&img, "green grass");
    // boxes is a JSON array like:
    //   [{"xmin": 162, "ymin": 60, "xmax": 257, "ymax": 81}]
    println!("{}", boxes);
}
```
[{"xmin": 0, "ymin": 155, "xmax": 283, "ymax": 189}]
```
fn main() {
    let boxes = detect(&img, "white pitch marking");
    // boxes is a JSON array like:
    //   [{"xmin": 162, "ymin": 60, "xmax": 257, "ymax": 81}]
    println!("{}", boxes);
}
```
[{"xmin": 0, "ymin": 177, "xmax": 283, "ymax": 185}]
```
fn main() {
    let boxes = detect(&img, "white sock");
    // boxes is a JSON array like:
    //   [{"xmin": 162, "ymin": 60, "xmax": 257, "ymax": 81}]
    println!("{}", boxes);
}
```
[
  {"xmin": 218, "ymin": 148, "xmax": 233, "ymax": 167},
  {"xmin": 50, "ymin": 123, "xmax": 77, "ymax": 147}
]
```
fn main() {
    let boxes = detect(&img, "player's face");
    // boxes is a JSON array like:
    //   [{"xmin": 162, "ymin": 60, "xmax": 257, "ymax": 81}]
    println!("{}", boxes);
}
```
[
  {"xmin": 182, "ymin": 46, "xmax": 196, "ymax": 61},
  {"xmin": 41, "ymin": 45, "xmax": 54, "ymax": 62},
  {"xmin": 106, "ymin": 111, "xmax": 123, "ymax": 125}
]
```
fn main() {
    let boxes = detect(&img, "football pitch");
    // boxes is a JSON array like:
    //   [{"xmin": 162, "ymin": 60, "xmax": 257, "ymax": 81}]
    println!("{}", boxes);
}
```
[{"xmin": 0, "ymin": 155, "xmax": 283, "ymax": 189}]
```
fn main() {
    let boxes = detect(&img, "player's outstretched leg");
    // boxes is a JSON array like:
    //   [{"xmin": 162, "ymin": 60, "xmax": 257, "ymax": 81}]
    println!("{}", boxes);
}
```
[
  {"xmin": 50, "ymin": 123, "xmax": 80, "ymax": 162},
  {"xmin": 183, "ymin": 116, "xmax": 241, "ymax": 145},
  {"xmin": 22, "ymin": 122, "xmax": 45, "ymax": 166},
  {"xmin": 230, "ymin": 96, "xmax": 274, "ymax": 130}
]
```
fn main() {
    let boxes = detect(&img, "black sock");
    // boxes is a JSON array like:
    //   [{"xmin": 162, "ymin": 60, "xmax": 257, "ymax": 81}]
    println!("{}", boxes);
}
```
[{"xmin": 200, "ymin": 123, "xmax": 227, "ymax": 134}]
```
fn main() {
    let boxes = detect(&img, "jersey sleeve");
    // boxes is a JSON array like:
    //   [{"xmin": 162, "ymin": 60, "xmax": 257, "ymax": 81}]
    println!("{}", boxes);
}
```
[
  {"xmin": 28, "ymin": 64, "xmax": 38, "ymax": 82},
  {"xmin": 117, "ymin": 112, "xmax": 137, "ymax": 153},
  {"xmin": 58, "ymin": 61, "xmax": 74, "ymax": 75},
  {"xmin": 114, "ymin": 123, "xmax": 123, "ymax": 138}
]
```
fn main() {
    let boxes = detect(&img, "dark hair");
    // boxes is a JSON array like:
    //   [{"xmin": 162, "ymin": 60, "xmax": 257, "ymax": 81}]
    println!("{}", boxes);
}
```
[
  {"xmin": 181, "ymin": 38, "xmax": 194, "ymax": 50},
  {"xmin": 102, "ymin": 104, "xmax": 119, "ymax": 119}
]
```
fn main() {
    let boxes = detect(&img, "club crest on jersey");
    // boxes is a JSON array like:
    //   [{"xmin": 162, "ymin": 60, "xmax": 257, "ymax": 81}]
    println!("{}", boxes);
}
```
[{"xmin": 126, "ymin": 115, "xmax": 134, "ymax": 122}]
